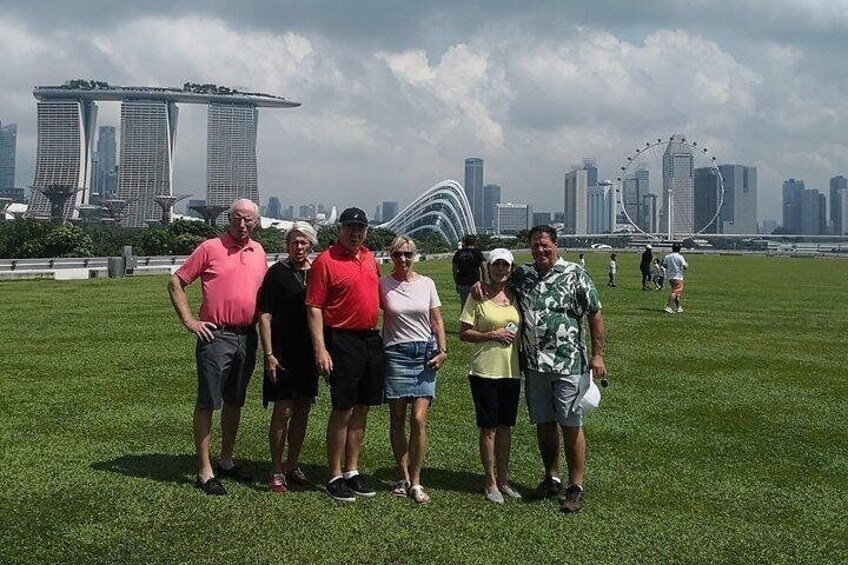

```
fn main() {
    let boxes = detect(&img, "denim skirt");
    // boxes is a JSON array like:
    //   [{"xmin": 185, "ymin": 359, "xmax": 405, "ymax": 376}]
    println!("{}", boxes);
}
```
[{"xmin": 384, "ymin": 340, "xmax": 437, "ymax": 400}]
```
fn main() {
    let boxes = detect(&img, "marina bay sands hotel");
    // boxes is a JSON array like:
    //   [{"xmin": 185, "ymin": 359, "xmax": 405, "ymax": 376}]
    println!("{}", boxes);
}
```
[{"xmin": 27, "ymin": 80, "xmax": 300, "ymax": 226}]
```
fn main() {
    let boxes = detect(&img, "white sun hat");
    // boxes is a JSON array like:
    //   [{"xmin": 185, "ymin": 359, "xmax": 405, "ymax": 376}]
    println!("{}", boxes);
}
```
[
  {"xmin": 575, "ymin": 371, "xmax": 602, "ymax": 414},
  {"xmin": 487, "ymin": 248, "xmax": 515, "ymax": 265}
]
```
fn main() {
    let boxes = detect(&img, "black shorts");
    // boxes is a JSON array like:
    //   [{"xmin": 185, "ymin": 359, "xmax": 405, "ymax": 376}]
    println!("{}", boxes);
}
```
[
  {"xmin": 468, "ymin": 375, "xmax": 521, "ymax": 429},
  {"xmin": 326, "ymin": 328, "xmax": 384, "ymax": 409},
  {"xmin": 262, "ymin": 360, "xmax": 319, "ymax": 407},
  {"xmin": 195, "ymin": 327, "xmax": 258, "ymax": 410}
]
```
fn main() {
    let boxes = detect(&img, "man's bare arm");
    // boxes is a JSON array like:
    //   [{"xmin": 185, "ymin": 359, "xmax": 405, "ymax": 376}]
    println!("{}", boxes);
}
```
[
  {"xmin": 167, "ymin": 274, "xmax": 216, "ymax": 342},
  {"xmin": 588, "ymin": 311, "xmax": 607, "ymax": 379}
]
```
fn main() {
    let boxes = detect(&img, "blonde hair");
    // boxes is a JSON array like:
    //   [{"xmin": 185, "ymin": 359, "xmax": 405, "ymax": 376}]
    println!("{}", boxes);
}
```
[
  {"xmin": 286, "ymin": 221, "xmax": 318, "ymax": 247},
  {"xmin": 389, "ymin": 235, "xmax": 417, "ymax": 255}
]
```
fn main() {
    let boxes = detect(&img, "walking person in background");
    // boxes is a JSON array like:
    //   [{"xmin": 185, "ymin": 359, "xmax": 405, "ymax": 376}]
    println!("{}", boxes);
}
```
[
  {"xmin": 607, "ymin": 253, "xmax": 617, "ymax": 287},
  {"xmin": 307, "ymin": 207, "xmax": 383, "ymax": 503},
  {"xmin": 258, "ymin": 221, "xmax": 319, "ymax": 494},
  {"xmin": 459, "ymin": 248, "xmax": 523, "ymax": 504},
  {"xmin": 663, "ymin": 242, "xmax": 688, "ymax": 313},
  {"xmin": 380, "ymin": 236, "xmax": 448, "ymax": 505},
  {"xmin": 640, "ymin": 245, "xmax": 653, "ymax": 290},
  {"xmin": 578, "ymin": 253, "xmax": 586, "ymax": 269},
  {"xmin": 652, "ymin": 258, "xmax": 665, "ymax": 291},
  {"xmin": 452, "ymin": 234, "xmax": 487, "ymax": 309},
  {"xmin": 167, "ymin": 199, "xmax": 267, "ymax": 496}
]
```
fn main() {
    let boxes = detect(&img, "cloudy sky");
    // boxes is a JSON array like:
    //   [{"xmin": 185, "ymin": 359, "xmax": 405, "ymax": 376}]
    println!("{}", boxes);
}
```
[{"xmin": 2, "ymin": 0, "xmax": 847, "ymax": 222}]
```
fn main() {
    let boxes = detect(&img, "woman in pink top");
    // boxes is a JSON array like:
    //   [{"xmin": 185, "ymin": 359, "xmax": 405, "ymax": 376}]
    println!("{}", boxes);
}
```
[{"xmin": 380, "ymin": 235, "xmax": 448, "ymax": 504}]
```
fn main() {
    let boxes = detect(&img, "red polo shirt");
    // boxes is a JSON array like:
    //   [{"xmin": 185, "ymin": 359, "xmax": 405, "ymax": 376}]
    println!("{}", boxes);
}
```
[
  {"xmin": 306, "ymin": 242, "xmax": 380, "ymax": 330},
  {"xmin": 175, "ymin": 232, "xmax": 268, "ymax": 327}
]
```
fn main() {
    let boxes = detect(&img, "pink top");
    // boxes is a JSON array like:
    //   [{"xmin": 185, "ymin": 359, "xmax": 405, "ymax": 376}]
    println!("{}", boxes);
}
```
[
  {"xmin": 380, "ymin": 275, "xmax": 441, "ymax": 347},
  {"xmin": 175, "ymin": 232, "xmax": 268, "ymax": 327}
]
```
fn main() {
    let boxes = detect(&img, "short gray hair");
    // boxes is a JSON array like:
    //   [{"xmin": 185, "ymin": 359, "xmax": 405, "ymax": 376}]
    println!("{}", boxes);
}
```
[
  {"xmin": 286, "ymin": 221, "xmax": 318, "ymax": 247},
  {"xmin": 229, "ymin": 198, "xmax": 259, "ymax": 217},
  {"xmin": 389, "ymin": 235, "xmax": 416, "ymax": 255}
]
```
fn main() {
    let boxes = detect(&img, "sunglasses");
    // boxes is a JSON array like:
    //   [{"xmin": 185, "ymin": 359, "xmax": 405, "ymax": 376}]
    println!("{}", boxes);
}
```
[{"xmin": 391, "ymin": 251, "xmax": 414, "ymax": 259}]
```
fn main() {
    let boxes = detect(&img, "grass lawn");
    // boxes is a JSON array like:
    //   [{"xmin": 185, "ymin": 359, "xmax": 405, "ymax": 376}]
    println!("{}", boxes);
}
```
[{"xmin": 1, "ymin": 252, "xmax": 846, "ymax": 564}]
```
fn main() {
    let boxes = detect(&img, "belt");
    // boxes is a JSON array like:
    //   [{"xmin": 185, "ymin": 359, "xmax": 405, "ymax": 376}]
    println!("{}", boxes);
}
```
[{"xmin": 218, "ymin": 325, "xmax": 254, "ymax": 335}]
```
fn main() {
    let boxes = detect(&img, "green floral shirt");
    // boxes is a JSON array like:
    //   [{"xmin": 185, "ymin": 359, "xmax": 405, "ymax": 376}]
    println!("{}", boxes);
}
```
[{"xmin": 513, "ymin": 258, "xmax": 602, "ymax": 375}]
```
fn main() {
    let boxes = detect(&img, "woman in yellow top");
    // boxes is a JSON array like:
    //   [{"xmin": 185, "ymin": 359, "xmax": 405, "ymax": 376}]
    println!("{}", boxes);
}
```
[{"xmin": 459, "ymin": 248, "xmax": 522, "ymax": 504}]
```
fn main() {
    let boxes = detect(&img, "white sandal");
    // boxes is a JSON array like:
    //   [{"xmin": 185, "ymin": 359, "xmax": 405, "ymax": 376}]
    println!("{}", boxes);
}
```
[{"xmin": 408, "ymin": 484, "xmax": 431, "ymax": 505}]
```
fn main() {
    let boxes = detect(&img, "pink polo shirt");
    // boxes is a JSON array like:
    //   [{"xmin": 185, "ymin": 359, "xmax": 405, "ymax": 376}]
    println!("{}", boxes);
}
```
[{"xmin": 175, "ymin": 232, "xmax": 268, "ymax": 327}]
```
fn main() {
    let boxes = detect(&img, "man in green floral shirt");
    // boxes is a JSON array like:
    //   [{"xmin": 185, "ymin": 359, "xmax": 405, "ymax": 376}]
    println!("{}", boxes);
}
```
[{"xmin": 513, "ymin": 225, "xmax": 607, "ymax": 514}]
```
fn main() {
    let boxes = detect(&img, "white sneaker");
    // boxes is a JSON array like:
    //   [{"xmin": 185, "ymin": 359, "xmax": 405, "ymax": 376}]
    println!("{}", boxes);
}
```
[
  {"xmin": 676, "ymin": 306, "xmax": 684, "ymax": 313},
  {"xmin": 664, "ymin": 306, "xmax": 675, "ymax": 314},
  {"xmin": 484, "ymin": 487, "xmax": 505, "ymax": 504}
]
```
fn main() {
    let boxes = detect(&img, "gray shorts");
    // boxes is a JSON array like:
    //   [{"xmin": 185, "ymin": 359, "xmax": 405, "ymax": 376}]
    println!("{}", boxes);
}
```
[
  {"xmin": 524, "ymin": 370, "xmax": 583, "ymax": 427},
  {"xmin": 195, "ymin": 327, "xmax": 258, "ymax": 410}
]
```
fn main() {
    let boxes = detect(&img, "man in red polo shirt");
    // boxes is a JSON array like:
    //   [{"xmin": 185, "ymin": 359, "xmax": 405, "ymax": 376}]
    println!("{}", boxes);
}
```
[
  {"xmin": 307, "ymin": 207, "xmax": 382, "ymax": 503},
  {"xmin": 168, "ymin": 199, "xmax": 268, "ymax": 495}
]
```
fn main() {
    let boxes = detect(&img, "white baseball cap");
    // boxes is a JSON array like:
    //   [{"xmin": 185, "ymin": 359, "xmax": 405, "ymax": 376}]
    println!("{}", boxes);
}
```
[
  {"xmin": 488, "ymin": 248, "xmax": 515, "ymax": 265},
  {"xmin": 575, "ymin": 372, "xmax": 601, "ymax": 414},
  {"xmin": 646, "ymin": 244, "xmax": 653, "ymax": 249}
]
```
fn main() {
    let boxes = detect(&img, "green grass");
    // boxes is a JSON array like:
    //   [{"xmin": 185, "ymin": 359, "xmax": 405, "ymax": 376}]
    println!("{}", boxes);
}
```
[{"xmin": 1, "ymin": 252, "xmax": 846, "ymax": 564}]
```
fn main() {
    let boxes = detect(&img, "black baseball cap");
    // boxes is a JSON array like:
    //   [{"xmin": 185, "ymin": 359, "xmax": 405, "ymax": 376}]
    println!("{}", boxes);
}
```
[{"xmin": 339, "ymin": 207, "xmax": 369, "ymax": 226}]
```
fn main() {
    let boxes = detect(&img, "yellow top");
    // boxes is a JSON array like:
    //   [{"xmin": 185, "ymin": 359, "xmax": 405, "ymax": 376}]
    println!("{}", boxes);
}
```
[{"xmin": 459, "ymin": 296, "xmax": 521, "ymax": 379}]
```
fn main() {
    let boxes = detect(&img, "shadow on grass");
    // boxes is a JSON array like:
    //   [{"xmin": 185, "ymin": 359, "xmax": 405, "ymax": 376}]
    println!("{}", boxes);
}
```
[{"xmin": 91, "ymin": 455, "xmax": 328, "ymax": 492}]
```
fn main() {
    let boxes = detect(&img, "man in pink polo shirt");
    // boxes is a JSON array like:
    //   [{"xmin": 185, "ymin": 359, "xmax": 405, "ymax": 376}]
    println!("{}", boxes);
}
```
[
  {"xmin": 307, "ymin": 207, "xmax": 382, "ymax": 503},
  {"xmin": 168, "ymin": 199, "xmax": 268, "ymax": 495}
]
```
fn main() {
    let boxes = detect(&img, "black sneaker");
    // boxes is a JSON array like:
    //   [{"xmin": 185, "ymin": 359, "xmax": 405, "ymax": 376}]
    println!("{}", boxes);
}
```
[
  {"xmin": 345, "ymin": 474, "xmax": 376, "ymax": 497},
  {"xmin": 533, "ymin": 476, "xmax": 562, "ymax": 499},
  {"xmin": 195, "ymin": 476, "xmax": 227, "ymax": 496},
  {"xmin": 327, "ymin": 477, "xmax": 356, "ymax": 502},
  {"xmin": 559, "ymin": 484, "xmax": 584, "ymax": 513},
  {"xmin": 215, "ymin": 464, "xmax": 253, "ymax": 484}
]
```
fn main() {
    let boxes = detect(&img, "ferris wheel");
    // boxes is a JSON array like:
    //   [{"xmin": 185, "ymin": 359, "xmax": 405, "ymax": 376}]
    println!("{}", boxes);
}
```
[{"xmin": 614, "ymin": 134, "xmax": 725, "ymax": 241}]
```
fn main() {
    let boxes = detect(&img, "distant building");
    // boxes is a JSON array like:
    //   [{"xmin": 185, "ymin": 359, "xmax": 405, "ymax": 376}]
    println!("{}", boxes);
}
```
[
  {"xmin": 582, "ymin": 158, "xmax": 598, "ymax": 187},
  {"xmin": 801, "ymin": 189, "xmax": 826, "ymax": 235},
  {"xmin": 267, "ymin": 196, "xmax": 282, "ymax": 219},
  {"xmin": 694, "ymin": 167, "xmax": 721, "ymax": 233},
  {"xmin": 117, "ymin": 100, "xmax": 178, "ymax": 227},
  {"xmin": 0, "ymin": 122, "xmax": 17, "ymax": 189},
  {"xmin": 464, "ymin": 158, "xmax": 484, "ymax": 226},
  {"xmin": 621, "ymin": 168, "xmax": 649, "ymax": 229},
  {"xmin": 830, "ymin": 175, "xmax": 847, "ymax": 235},
  {"xmin": 719, "ymin": 164, "xmax": 757, "ymax": 234},
  {"xmin": 553, "ymin": 212, "xmax": 565, "ymax": 224},
  {"xmin": 587, "ymin": 182, "xmax": 614, "ymax": 233},
  {"xmin": 186, "ymin": 198, "xmax": 206, "ymax": 218},
  {"xmin": 382, "ymin": 200, "xmax": 398, "ymax": 222},
  {"xmin": 92, "ymin": 126, "xmax": 117, "ymax": 198},
  {"xmin": 661, "ymin": 135, "xmax": 694, "ymax": 235},
  {"xmin": 207, "ymin": 102, "xmax": 259, "ymax": 215},
  {"xmin": 532, "ymin": 212, "xmax": 552, "ymax": 226},
  {"xmin": 563, "ymin": 168, "xmax": 588, "ymax": 235},
  {"xmin": 495, "ymin": 203, "xmax": 531, "ymax": 235},
  {"xmin": 482, "ymin": 184, "xmax": 501, "ymax": 230},
  {"xmin": 782, "ymin": 179, "xmax": 805, "ymax": 233},
  {"xmin": 27, "ymin": 99, "xmax": 98, "ymax": 219},
  {"xmin": 0, "ymin": 187, "xmax": 25, "ymax": 203},
  {"xmin": 641, "ymin": 192, "xmax": 658, "ymax": 233},
  {"xmin": 760, "ymin": 219, "xmax": 777, "ymax": 234},
  {"xmin": 299, "ymin": 204, "xmax": 316, "ymax": 219}
]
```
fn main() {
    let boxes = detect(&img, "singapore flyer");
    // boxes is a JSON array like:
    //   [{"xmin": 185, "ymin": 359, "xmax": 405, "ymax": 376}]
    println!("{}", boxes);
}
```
[{"xmin": 615, "ymin": 134, "xmax": 725, "ymax": 241}]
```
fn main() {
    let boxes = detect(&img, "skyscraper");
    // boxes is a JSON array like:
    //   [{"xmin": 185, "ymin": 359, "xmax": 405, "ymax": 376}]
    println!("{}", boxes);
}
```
[
  {"xmin": 563, "ymin": 168, "xmax": 588, "ymax": 234},
  {"xmin": 718, "ymin": 164, "xmax": 757, "ymax": 234},
  {"xmin": 582, "ymin": 158, "xmax": 598, "ymax": 187},
  {"xmin": 117, "ymin": 100, "xmax": 178, "ymax": 227},
  {"xmin": 694, "ymin": 167, "xmax": 721, "ymax": 233},
  {"xmin": 382, "ymin": 200, "xmax": 398, "ymax": 222},
  {"xmin": 267, "ymin": 196, "xmax": 282, "ymax": 219},
  {"xmin": 829, "ymin": 175, "xmax": 847, "ymax": 235},
  {"xmin": 0, "ymin": 122, "xmax": 17, "ymax": 189},
  {"xmin": 661, "ymin": 135, "xmax": 694, "ymax": 236},
  {"xmin": 801, "ymin": 189, "xmax": 826, "ymax": 235},
  {"xmin": 782, "ymin": 179, "xmax": 805, "ymax": 233},
  {"xmin": 482, "ymin": 183, "xmax": 501, "ymax": 230},
  {"xmin": 92, "ymin": 126, "xmax": 117, "ymax": 198},
  {"xmin": 495, "ymin": 203, "xmax": 531, "ymax": 234},
  {"xmin": 27, "ymin": 99, "xmax": 98, "ymax": 219},
  {"xmin": 207, "ymin": 102, "xmax": 259, "ymax": 211},
  {"xmin": 464, "ymin": 158, "xmax": 484, "ymax": 227},
  {"xmin": 641, "ymin": 192, "xmax": 658, "ymax": 233},
  {"xmin": 587, "ymin": 182, "xmax": 613, "ymax": 234}
]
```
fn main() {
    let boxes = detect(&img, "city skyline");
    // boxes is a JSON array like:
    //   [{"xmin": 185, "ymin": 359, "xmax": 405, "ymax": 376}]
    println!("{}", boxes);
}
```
[{"xmin": 1, "ymin": 2, "xmax": 848, "ymax": 223}]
